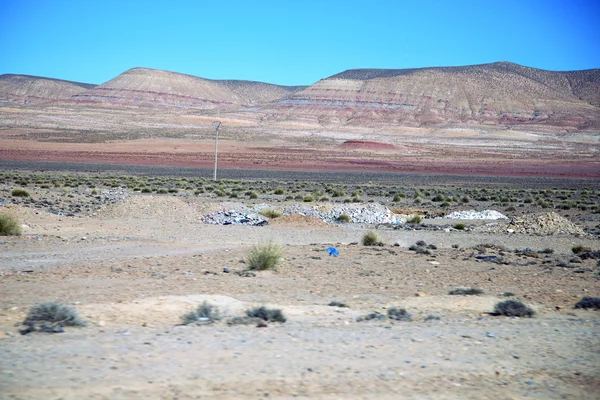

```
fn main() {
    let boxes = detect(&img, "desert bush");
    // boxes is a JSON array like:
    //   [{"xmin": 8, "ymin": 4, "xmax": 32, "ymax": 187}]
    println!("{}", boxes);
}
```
[
  {"xmin": 356, "ymin": 312, "xmax": 387, "ymax": 322},
  {"xmin": 303, "ymin": 195, "xmax": 314, "ymax": 202},
  {"xmin": 181, "ymin": 301, "xmax": 221, "ymax": 325},
  {"xmin": 407, "ymin": 215, "xmax": 422, "ymax": 224},
  {"xmin": 362, "ymin": 231, "xmax": 379, "ymax": 246},
  {"xmin": 141, "ymin": 188, "xmax": 152, "ymax": 193},
  {"xmin": 336, "ymin": 214, "xmax": 351, "ymax": 223},
  {"xmin": 424, "ymin": 314, "xmax": 441, "ymax": 321},
  {"xmin": 259, "ymin": 209, "xmax": 282, "ymax": 219},
  {"xmin": 248, "ymin": 191, "xmax": 258, "ymax": 199},
  {"xmin": 23, "ymin": 302, "xmax": 85, "ymax": 329},
  {"xmin": 246, "ymin": 306, "xmax": 286, "ymax": 322},
  {"xmin": 328, "ymin": 300, "xmax": 349, "ymax": 308},
  {"xmin": 331, "ymin": 188, "xmax": 346, "ymax": 198},
  {"xmin": 11, "ymin": 188, "xmax": 30, "ymax": 197},
  {"xmin": 246, "ymin": 242, "xmax": 283, "ymax": 271},
  {"xmin": 448, "ymin": 287, "xmax": 483, "ymax": 295},
  {"xmin": 157, "ymin": 188, "xmax": 168, "ymax": 194},
  {"xmin": 393, "ymin": 193, "xmax": 404, "ymax": 202},
  {"xmin": 387, "ymin": 307, "xmax": 412, "ymax": 321},
  {"xmin": 573, "ymin": 297, "xmax": 600, "ymax": 310},
  {"xmin": 492, "ymin": 300, "xmax": 534, "ymax": 317},
  {"xmin": 572, "ymin": 245, "xmax": 592, "ymax": 254},
  {"xmin": 273, "ymin": 188, "xmax": 285, "ymax": 195},
  {"xmin": 454, "ymin": 223, "xmax": 466, "ymax": 230},
  {"xmin": 0, "ymin": 213, "xmax": 22, "ymax": 236}
]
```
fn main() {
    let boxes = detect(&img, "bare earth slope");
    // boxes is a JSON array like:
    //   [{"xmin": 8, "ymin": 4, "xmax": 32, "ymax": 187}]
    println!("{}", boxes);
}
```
[
  {"xmin": 265, "ymin": 62, "xmax": 600, "ymax": 129},
  {"xmin": 71, "ymin": 67, "xmax": 304, "ymax": 109},
  {"xmin": 0, "ymin": 63, "xmax": 598, "ymax": 176},
  {"xmin": 0, "ymin": 74, "xmax": 96, "ymax": 105}
]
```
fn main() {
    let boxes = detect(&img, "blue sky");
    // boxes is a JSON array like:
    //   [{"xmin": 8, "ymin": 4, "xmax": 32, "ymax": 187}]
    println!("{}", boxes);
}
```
[{"xmin": 1, "ymin": 0, "xmax": 599, "ymax": 86}]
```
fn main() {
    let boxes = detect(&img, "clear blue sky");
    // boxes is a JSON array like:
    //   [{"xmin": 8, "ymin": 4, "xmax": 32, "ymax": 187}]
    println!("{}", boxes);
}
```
[{"xmin": 1, "ymin": 0, "xmax": 599, "ymax": 86}]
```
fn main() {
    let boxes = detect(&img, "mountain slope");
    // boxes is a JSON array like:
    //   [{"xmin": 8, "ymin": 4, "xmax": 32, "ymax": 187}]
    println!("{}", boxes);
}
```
[
  {"xmin": 71, "ymin": 68, "xmax": 304, "ymax": 109},
  {"xmin": 266, "ymin": 62, "xmax": 600, "ymax": 129},
  {"xmin": 0, "ymin": 74, "xmax": 95, "ymax": 104}
]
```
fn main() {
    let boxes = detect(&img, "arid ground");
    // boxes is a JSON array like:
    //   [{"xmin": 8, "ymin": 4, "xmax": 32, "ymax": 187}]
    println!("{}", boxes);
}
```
[{"xmin": 1, "ymin": 170, "xmax": 599, "ymax": 399}]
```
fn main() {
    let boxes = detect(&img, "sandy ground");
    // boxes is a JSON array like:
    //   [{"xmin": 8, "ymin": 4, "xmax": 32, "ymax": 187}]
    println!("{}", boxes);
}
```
[{"xmin": 1, "ymin": 191, "xmax": 599, "ymax": 399}]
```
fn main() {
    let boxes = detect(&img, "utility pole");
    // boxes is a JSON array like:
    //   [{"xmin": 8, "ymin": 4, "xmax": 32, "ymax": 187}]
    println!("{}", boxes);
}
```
[{"xmin": 213, "ymin": 121, "xmax": 222, "ymax": 181}]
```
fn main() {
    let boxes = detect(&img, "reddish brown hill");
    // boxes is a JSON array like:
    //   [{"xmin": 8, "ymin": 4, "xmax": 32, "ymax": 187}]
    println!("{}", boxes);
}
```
[
  {"xmin": 263, "ymin": 62, "xmax": 600, "ymax": 130},
  {"xmin": 0, "ymin": 74, "xmax": 95, "ymax": 105},
  {"xmin": 71, "ymin": 68, "xmax": 303, "ymax": 109}
]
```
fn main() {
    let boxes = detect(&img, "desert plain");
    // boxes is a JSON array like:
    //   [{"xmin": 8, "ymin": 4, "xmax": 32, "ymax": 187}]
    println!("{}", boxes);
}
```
[{"xmin": 0, "ymin": 167, "xmax": 599, "ymax": 400}]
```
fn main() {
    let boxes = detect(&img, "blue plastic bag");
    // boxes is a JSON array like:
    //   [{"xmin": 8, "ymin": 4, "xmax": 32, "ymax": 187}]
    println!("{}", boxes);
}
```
[{"xmin": 327, "ymin": 247, "xmax": 339, "ymax": 257}]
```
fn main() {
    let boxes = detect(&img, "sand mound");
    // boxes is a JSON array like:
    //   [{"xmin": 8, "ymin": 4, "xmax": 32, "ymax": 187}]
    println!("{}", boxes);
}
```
[
  {"xmin": 492, "ymin": 212, "xmax": 585, "ymax": 236},
  {"xmin": 269, "ymin": 213, "xmax": 333, "ymax": 228}
]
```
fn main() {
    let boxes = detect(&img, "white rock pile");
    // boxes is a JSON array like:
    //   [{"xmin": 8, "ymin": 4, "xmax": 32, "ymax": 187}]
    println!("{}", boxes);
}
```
[
  {"xmin": 444, "ymin": 209, "xmax": 508, "ymax": 220},
  {"xmin": 201, "ymin": 203, "xmax": 403, "ymax": 225}
]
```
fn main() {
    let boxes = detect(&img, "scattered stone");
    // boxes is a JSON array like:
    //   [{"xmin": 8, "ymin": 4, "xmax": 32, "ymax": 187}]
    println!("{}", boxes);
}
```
[{"xmin": 491, "ymin": 212, "xmax": 585, "ymax": 235}]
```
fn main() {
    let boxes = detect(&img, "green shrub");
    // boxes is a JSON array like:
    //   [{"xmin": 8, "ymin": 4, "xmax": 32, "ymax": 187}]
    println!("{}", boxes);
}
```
[
  {"xmin": 141, "ymin": 188, "xmax": 152, "ymax": 193},
  {"xmin": 259, "ymin": 209, "xmax": 282, "ymax": 219},
  {"xmin": 572, "ymin": 245, "xmax": 592, "ymax": 254},
  {"xmin": 181, "ymin": 301, "xmax": 221, "ymax": 325},
  {"xmin": 248, "ymin": 191, "xmax": 258, "ymax": 199},
  {"xmin": 336, "ymin": 214, "xmax": 351, "ymax": 223},
  {"xmin": 11, "ymin": 188, "xmax": 30, "ymax": 197},
  {"xmin": 23, "ymin": 302, "xmax": 85, "ymax": 330},
  {"xmin": 453, "ymin": 223, "xmax": 466, "ymax": 230},
  {"xmin": 274, "ymin": 188, "xmax": 285, "ymax": 195},
  {"xmin": 303, "ymin": 195, "xmax": 314, "ymax": 202},
  {"xmin": 393, "ymin": 193, "xmax": 404, "ymax": 202},
  {"xmin": 157, "ymin": 188, "xmax": 168, "ymax": 194},
  {"xmin": 246, "ymin": 242, "xmax": 283, "ymax": 271},
  {"xmin": 246, "ymin": 306, "xmax": 286, "ymax": 323},
  {"xmin": 407, "ymin": 215, "xmax": 422, "ymax": 224},
  {"xmin": 0, "ymin": 213, "xmax": 22, "ymax": 236},
  {"xmin": 362, "ymin": 231, "xmax": 379, "ymax": 246}
]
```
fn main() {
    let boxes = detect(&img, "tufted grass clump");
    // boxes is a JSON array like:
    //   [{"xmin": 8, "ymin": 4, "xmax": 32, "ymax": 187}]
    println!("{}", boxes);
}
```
[
  {"xmin": 259, "ymin": 209, "xmax": 282, "ymax": 219},
  {"xmin": 407, "ymin": 215, "xmax": 422, "ymax": 224},
  {"xmin": 448, "ymin": 287, "xmax": 484, "ymax": 295},
  {"xmin": 246, "ymin": 242, "xmax": 283, "ymax": 271},
  {"xmin": 22, "ymin": 302, "xmax": 86, "ymax": 332},
  {"xmin": 0, "ymin": 213, "xmax": 22, "ymax": 236},
  {"xmin": 492, "ymin": 300, "xmax": 534, "ymax": 317},
  {"xmin": 181, "ymin": 301, "xmax": 221, "ymax": 325},
  {"xmin": 11, "ymin": 188, "xmax": 30, "ymax": 197},
  {"xmin": 362, "ymin": 231, "xmax": 379, "ymax": 246},
  {"xmin": 246, "ymin": 306, "xmax": 286, "ymax": 323}
]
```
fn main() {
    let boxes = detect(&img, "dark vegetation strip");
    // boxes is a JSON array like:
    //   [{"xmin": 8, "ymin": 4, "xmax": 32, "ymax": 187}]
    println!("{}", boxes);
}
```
[{"xmin": 0, "ymin": 159, "xmax": 597, "ymax": 189}]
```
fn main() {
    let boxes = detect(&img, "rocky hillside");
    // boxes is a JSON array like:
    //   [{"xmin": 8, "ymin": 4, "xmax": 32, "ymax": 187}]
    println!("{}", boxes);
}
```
[
  {"xmin": 0, "ymin": 74, "xmax": 95, "ymax": 104},
  {"xmin": 265, "ymin": 62, "xmax": 600, "ymax": 129},
  {"xmin": 71, "ymin": 68, "xmax": 304, "ymax": 109}
]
